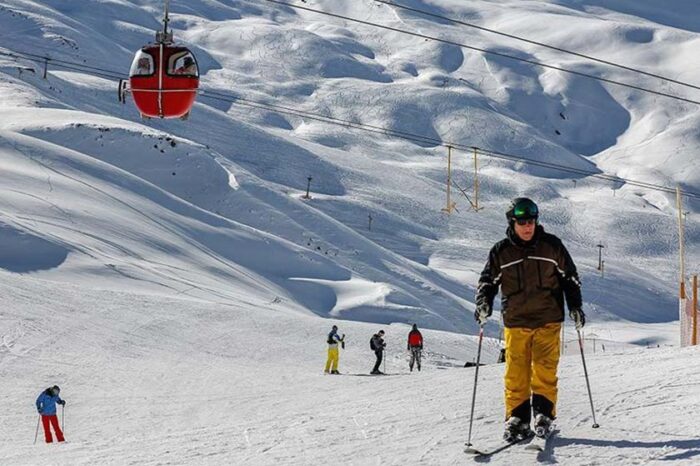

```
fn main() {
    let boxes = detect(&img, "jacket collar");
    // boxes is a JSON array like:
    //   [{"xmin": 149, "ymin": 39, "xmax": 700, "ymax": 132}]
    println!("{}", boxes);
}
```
[{"xmin": 506, "ymin": 224, "xmax": 544, "ymax": 248}]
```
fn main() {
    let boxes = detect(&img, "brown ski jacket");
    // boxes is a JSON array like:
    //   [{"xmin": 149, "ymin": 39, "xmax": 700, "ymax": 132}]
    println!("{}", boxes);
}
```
[{"xmin": 476, "ymin": 225, "xmax": 582, "ymax": 328}]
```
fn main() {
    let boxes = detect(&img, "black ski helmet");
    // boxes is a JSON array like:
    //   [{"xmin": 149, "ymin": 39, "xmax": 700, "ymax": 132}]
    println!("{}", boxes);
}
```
[{"xmin": 506, "ymin": 197, "xmax": 539, "ymax": 223}]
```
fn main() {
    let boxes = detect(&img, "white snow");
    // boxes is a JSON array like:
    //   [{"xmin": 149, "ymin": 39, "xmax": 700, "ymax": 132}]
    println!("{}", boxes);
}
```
[{"xmin": 0, "ymin": 0, "xmax": 699, "ymax": 464}]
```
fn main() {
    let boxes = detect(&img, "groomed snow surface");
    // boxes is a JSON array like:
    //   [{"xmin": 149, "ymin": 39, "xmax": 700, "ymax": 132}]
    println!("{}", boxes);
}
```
[
  {"xmin": 2, "ymin": 273, "xmax": 700, "ymax": 465},
  {"xmin": 1, "ymin": 0, "xmax": 699, "ymax": 464}
]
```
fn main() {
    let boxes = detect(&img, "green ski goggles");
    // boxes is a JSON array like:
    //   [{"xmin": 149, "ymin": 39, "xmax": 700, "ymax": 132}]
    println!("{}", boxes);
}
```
[{"xmin": 512, "ymin": 202, "xmax": 538, "ymax": 219}]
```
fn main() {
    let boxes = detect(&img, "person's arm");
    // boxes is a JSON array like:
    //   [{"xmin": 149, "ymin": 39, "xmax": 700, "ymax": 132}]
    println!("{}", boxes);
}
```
[
  {"xmin": 57, "ymin": 396, "xmax": 65, "ymax": 406},
  {"xmin": 36, "ymin": 394, "xmax": 43, "ymax": 413},
  {"xmin": 475, "ymin": 247, "xmax": 501, "ymax": 323},
  {"xmin": 557, "ymin": 242, "xmax": 585, "ymax": 328},
  {"xmin": 558, "ymin": 242, "xmax": 582, "ymax": 310}
]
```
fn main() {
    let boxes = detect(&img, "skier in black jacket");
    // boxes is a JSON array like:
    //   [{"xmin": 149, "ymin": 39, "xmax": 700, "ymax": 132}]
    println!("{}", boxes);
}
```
[
  {"xmin": 370, "ymin": 330, "xmax": 386, "ymax": 374},
  {"xmin": 475, "ymin": 197, "xmax": 584, "ymax": 442}
]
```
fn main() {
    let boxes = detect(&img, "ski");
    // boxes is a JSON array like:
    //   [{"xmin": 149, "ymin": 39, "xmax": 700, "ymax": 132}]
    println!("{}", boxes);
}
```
[
  {"xmin": 464, "ymin": 433, "xmax": 533, "ymax": 457},
  {"xmin": 524, "ymin": 428, "xmax": 557, "ymax": 453}
]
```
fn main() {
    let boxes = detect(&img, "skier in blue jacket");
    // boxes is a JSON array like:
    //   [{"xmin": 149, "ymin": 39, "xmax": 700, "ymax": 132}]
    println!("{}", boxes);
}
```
[{"xmin": 36, "ymin": 385, "xmax": 66, "ymax": 443}]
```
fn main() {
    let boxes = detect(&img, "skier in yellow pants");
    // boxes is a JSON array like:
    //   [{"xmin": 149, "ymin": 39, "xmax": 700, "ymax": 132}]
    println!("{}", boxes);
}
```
[
  {"xmin": 504, "ymin": 323, "xmax": 562, "ymax": 424},
  {"xmin": 324, "ymin": 325, "xmax": 345, "ymax": 374},
  {"xmin": 475, "ymin": 198, "xmax": 585, "ymax": 442}
]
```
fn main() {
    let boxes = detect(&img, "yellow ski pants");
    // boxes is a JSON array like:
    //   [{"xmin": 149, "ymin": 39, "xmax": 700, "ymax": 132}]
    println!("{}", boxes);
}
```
[
  {"xmin": 504, "ymin": 322, "xmax": 561, "ymax": 420},
  {"xmin": 325, "ymin": 347, "xmax": 339, "ymax": 372}
]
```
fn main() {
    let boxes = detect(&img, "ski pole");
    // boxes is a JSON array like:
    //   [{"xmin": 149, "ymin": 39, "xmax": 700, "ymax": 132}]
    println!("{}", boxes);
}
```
[
  {"xmin": 577, "ymin": 329, "xmax": 600, "ymax": 428},
  {"xmin": 383, "ymin": 348, "xmax": 387, "ymax": 374},
  {"xmin": 34, "ymin": 415, "xmax": 40, "ymax": 444},
  {"xmin": 466, "ymin": 326, "xmax": 484, "ymax": 446},
  {"xmin": 62, "ymin": 404, "xmax": 65, "ymax": 433}
]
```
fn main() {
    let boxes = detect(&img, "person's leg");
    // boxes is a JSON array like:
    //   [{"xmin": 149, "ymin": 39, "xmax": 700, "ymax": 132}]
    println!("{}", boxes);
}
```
[
  {"xmin": 42, "ymin": 415, "xmax": 53, "ymax": 443},
  {"xmin": 372, "ymin": 351, "xmax": 382, "ymax": 372},
  {"xmin": 49, "ymin": 414, "xmax": 65, "ymax": 442},
  {"xmin": 409, "ymin": 348, "xmax": 415, "ymax": 371},
  {"xmin": 330, "ymin": 347, "xmax": 339, "ymax": 372},
  {"xmin": 504, "ymin": 327, "xmax": 534, "ymax": 424},
  {"xmin": 416, "ymin": 349, "xmax": 421, "ymax": 371},
  {"xmin": 325, "ymin": 347, "xmax": 333, "ymax": 373},
  {"xmin": 531, "ymin": 323, "xmax": 562, "ymax": 419}
]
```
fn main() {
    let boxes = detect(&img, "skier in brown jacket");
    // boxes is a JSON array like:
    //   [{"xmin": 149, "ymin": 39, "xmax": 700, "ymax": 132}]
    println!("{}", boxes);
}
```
[{"xmin": 475, "ymin": 197, "xmax": 585, "ymax": 442}]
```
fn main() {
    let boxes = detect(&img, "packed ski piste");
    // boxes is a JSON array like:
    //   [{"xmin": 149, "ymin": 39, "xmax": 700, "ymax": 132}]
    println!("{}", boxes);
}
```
[
  {"xmin": 3, "ymin": 0, "xmax": 700, "ymax": 465},
  {"xmin": 24, "ymin": 199, "xmax": 594, "ymax": 459}
]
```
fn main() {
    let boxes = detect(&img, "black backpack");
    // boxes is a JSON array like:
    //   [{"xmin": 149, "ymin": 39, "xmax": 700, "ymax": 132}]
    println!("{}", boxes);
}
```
[{"xmin": 370, "ymin": 335, "xmax": 376, "ymax": 351}]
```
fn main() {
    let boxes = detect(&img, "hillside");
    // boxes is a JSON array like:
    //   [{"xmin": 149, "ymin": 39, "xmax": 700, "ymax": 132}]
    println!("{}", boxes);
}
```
[
  {"xmin": 2, "ymin": 273, "xmax": 699, "ymax": 464},
  {"xmin": 0, "ymin": 1, "xmax": 699, "ymax": 463},
  {"xmin": 0, "ymin": 0, "xmax": 697, "ymax": 342}
]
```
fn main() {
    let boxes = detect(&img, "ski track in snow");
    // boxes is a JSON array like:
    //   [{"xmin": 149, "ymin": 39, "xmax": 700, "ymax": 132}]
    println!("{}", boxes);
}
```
[
  {"xmin": 2, "ymin": 274, "xmax": 700, "ymax": 465},
  {"xmin": 0, "ymin": 0, "xmax": 699, "ymax": 464}
]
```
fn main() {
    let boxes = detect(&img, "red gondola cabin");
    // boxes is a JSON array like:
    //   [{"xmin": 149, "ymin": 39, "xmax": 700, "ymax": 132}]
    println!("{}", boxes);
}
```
[{"xmin": 129, "ymin": 45, "xmax": 199, "ymax": 119}]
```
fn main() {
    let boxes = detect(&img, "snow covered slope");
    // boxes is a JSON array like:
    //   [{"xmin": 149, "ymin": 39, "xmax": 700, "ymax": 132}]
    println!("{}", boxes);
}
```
[
  {"xmin": 1, "ymin": 274, "xmax": 699, "ymax": 465},
  {"xmin": 0, "ymin": 0, "xmax": 697, "ymax": 342},
  {"xmin": 1, "ymin": 0, "xmax": 700, "ymax": 463}
]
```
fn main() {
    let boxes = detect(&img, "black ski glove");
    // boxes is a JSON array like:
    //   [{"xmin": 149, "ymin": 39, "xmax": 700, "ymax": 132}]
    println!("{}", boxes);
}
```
[
  {"xmin": 569, "ymin": 308, "xmax": 585, "ymax": 330},
  {"xmin": 58, "ymin": 400, "xmax": 66, "ymax": 406}
]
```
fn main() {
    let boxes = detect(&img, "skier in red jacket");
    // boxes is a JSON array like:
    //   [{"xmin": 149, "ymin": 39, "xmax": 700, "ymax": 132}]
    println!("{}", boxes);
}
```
[{"xmin": 407, "ymin": 324, "xmax": 423, "ymax": 372}]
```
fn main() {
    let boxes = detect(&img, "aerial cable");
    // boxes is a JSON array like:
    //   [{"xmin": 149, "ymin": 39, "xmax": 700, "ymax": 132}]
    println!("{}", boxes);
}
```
[
  {"xmin": 0, "ymin": 49, "xmax": 124, "ymax": 77},
  {"xmin": 375, "ymin": 0, "xmax": 700, "ymax": 92},
  {"xmin": 261, "ymin": 0, "xmax": 700, "ymax": 106},
  {"xmin": 1, "ymin": 49, "xmax": 698, "ymax": 199},
  {"xmin": 200, "ymin": 91, "xmax": 700, "ymax": 199}
]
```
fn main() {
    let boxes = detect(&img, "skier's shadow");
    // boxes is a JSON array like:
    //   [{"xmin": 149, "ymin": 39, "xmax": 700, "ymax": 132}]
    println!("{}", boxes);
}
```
[
  {"xmin": 471, "ymin": 435, "xmax": 559, "ymax": 464},
  {"xmin": 536, "ymin": 435, "xmax": 558, "ymax": 464},
  {"xmin": 555, "ymin": 437, "xmax": 700, "ymax": 461}
]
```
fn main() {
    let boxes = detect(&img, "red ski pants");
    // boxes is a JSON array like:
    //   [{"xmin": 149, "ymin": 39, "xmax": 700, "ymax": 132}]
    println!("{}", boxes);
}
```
[{"xmin": 41, "ymin": 414, "xmax": 65, "ymax": 443}]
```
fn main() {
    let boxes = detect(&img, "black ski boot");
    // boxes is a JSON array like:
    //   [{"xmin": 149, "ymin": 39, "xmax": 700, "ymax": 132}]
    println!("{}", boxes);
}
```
[
  {"xmin": 503, "ymin": 416, "xmax": 531, "ymax": 442},
  {"xmin": 534, "ymin": 414, "xmax": 553, "ymax": 438}
]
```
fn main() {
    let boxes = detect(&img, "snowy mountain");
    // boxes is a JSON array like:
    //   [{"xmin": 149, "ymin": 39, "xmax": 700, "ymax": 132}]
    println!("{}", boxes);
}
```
[{"xmin": 0, "ymin": 0, "xmax": 699, "ymax": 464}]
